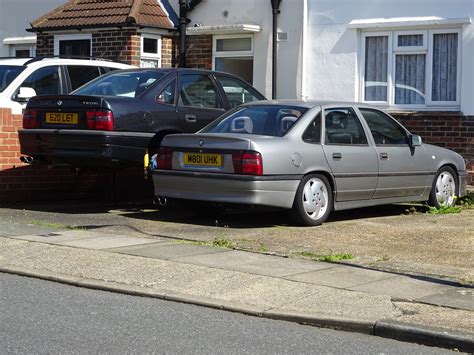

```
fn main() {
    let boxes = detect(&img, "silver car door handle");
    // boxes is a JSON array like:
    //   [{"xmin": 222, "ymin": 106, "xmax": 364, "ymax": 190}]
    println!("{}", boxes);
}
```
[
  {"xmin": 380, "ymin": 153, "xmax": 389, "ymax": 160},
  {"xmin": 332, "ymin": 153, "xmax": 342, "ymax": 160},
  {"xmin": 185, "ymin": 114, "xmax": 197, "ymax": 122}
]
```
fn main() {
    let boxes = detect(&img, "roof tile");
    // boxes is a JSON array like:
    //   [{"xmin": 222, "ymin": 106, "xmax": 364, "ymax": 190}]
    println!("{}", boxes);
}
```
[{"xmin": 30, "ymin": 0, "xmax": 174, "ymax": 31}]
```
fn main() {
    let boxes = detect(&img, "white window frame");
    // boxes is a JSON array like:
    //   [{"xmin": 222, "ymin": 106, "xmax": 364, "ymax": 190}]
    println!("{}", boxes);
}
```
[
  {"xmin": 54, "ymin": 34, "xmax": 92, "ymax": 56},
  {"xmin": 426, "ymin": 28, "xmax": 462, "ymax": 107},
  {"xmin": 140, "ymin": 33, "xmax": 161, "ymax": 68},
  {"xmin": 212, "ymin": 34, "xmax": 254, "ymax": 70},
  {"xmin": 360, "ymin": 28, "xmax": 462, "ymax": 110},
  {"xmin": 360, "ymin": 32, "xmax": 393, "ymax": 106},
  {"xmin": 9, "ymin": 45, "xmax": 35, "ymax": 57}
]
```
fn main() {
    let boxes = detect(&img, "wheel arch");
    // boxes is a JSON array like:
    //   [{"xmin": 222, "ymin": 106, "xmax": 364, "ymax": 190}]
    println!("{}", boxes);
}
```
[{"xmin": 302, "ymin": 170, "xmax": 336, "ymax": 199}]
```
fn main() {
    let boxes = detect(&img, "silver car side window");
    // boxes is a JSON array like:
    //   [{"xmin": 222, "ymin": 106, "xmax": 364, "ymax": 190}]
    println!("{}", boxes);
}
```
[
  {"xmin": 302, "ymin": 112, "xmax": 322, "ymax": 144},
  {"xmin": 324, "ymin": 108, "xmax": 368, "ymax": 145},
  {"xmin": 359, "ymin": 108, "xmax": 409, "ymax": 145}
]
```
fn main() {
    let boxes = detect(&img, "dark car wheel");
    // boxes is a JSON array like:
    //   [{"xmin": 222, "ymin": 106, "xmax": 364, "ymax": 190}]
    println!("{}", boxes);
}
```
[
  {"xmin": 291, "ymin": 174, "xmax": 333, "ymax": 226},
  {"xmin": 428, "ymin": 166, "xmax": 458, "ymax": 208}
]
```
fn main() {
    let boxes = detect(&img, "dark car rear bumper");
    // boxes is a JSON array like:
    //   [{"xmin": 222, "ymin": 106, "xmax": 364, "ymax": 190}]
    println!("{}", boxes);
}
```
[{"xmin": 19, "ymin": 129, "xmax": 154, "ymax": 167}]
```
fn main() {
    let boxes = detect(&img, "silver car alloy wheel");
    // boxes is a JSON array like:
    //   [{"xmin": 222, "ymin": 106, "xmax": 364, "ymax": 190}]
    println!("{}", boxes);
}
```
[
  {"xmin": 435, "ymin": 170, "xmax": 456, "ymax": 206},
  {"xmin": 302, "ymin": 177, "xmax": 329, "ymax": 220}
]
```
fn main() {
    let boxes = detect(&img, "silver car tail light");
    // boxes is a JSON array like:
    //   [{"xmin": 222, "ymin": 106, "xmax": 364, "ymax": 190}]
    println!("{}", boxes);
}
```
[{"xmin": 232, "ymin": 151, "xmax": 263, "ymax": 176}]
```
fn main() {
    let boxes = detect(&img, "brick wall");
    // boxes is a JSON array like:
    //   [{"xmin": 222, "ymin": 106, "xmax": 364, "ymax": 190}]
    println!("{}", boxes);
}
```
[
  {"xmin": 392, "ymin": 112, "xmax": 474, "ymax": 185},
  {"xmin": 0, "ymin": 108, "xmax": 151, "ymax": 203},
  {"xmin": 185, "ymin": 35, "xmax": 212, "ymax": 69},
  {"xmin": 36, "ymin": 34, "xmax": 54, "ymax": 57},
  {"xmin": 162, "ymin": 36, "xmax": 177, "ymax": 68},
  {"xmin": 92, "ymin": 29, "xmax": 141, "ymax": 66}
]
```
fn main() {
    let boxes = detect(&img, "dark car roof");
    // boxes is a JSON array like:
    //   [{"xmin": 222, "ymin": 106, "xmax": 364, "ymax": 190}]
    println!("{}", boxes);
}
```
[{"xmin": 240, "ymin": 99, "xmax": 382, "ymax": 110}]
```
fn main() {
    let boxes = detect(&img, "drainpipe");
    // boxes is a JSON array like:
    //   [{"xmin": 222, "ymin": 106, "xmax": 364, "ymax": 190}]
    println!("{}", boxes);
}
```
[
  {"xmin": 270, "ymin": 0, "xmax": 282, "ymax": 99},
  {"xmin": 178, "ymin": 0, "xmax": 202, "ymax": 68}
]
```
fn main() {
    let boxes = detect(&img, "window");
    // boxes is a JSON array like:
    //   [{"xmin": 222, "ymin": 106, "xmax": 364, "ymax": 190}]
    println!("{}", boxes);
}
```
[
  {"xmin": 213, "ymin": 35, "xmax": 254, "ymax": 84},
  {"xmin": 21, "ymin": 66, "xmax": 60, "ymax": 96},
  {"xmin": 67, "ymin": 65, "xmax": 101, "ymax": 91},
  {"xmin": 55, "ymin": 34, "xmax": 92, "ymax": 57},
  {"xmin": 324, "ymin": 108, "xmax": 368, "ymax": 145},
  {"xmin": 302, "ymin": 112, "xmax": 322, "ymax": 144},
  {"xmin": 359, "ymin": 108, "xmax": 408, "ymax": 145},
  {"xmin": 215, "ymin": 75, "xmax": 261, "ymax": 108},
  {"xmin": 156, "ymin": 79, "xmax": 176, "ymax": 105},
  {"xmin": 140, "ymin": 34, "xmax": 161, "ymax": 68},
  {"xmin": 361, "ymin": 29, "xmax": 461, "ymax": 108},
  {"xmin": 179, "ymin": 74, "xmax": 221, "ymax": 109},
  {"xmin": 201, "ymin": 105, "xmax": 307, "ymax": 137}
]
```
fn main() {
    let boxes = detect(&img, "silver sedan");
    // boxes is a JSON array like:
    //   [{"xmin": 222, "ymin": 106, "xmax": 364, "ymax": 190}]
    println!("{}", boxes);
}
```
[{"xmin": 152, "ymin": 100, "xmax": 468, "ymax": 226}]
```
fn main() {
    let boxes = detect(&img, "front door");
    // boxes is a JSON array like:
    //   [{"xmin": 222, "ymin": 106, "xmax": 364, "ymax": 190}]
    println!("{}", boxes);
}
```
[
  {"xmin": 357, "ymin": 108, "xmax": 431, "ymax": 199},
  {"xmin": 177, "ymin": 73, "xmax": 226, "ymax": 133},
  {"xmin": 322, "ymin": 107, "xmax": 379, "ymax": 202}
]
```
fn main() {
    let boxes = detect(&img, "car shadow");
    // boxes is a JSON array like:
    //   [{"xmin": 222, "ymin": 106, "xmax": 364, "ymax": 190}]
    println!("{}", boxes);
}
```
[{"xmin": 120, "ymin": 202, "xmax": 429, "ymax": 229}]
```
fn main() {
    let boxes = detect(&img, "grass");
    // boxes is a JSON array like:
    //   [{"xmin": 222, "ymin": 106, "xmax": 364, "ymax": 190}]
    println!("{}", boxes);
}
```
[
  {"xmin": 27, "ymin": 220, "xmax": 83, "ymax": 230},
  {"xmin": 459, "ymin": 191, "xmax": 474, "ymax": 209},
  {"xmin": 296, "ymin": 251, "xmax": 354, "ymax": 262},
  {"xmin": 212, "ymin": 236, "xmax": 236, "ymax": 249},
  {"xmin": 175, "ymin": 236, "xmax": 236, "ymax": 249},
  {"xmin": 426, "ymin": 203, "xmax": 461, "ymax": 215}
]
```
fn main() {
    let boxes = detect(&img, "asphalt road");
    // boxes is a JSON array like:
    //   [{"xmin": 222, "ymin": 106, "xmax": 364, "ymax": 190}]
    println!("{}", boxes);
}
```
[{"xmin": 0, "ymin": 273, "xmax": 456, "ymax": 354}]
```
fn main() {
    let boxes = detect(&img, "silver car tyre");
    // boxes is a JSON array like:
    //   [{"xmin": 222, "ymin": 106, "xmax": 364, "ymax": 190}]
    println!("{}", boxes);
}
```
[
  {"xmin": 428, "ymin": 166, "xmax": 458, "ymax": 208},
  {"xmin": 291, "ymin": 174, "xmax": 333, "ymax": 226}
]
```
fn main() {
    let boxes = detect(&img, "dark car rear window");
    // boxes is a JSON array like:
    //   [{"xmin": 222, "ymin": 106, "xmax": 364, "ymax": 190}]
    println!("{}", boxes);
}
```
[
  {"xmin": 73, "ymin": 70, "xmax": 164, "ymax": 97},
  {"xmin": 0, "ymin": 65, "xmax": 25, "ymax": 92},
  {"xmin": 201, "ymin": 105, "xmax": 308, "ymax": 137}
]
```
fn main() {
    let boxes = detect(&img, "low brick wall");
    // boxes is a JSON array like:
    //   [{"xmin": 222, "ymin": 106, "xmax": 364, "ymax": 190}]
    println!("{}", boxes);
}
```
[
  {"xmin": 0, "ymin": 108, "xmax": 472, "ymax": 203},
  {"xmin": 0, "ymin": 108, "xmax": 151, "ymax": 203},
  {"xmin": 392, "ymin": 112, "xmax": 474, "ymax": 185}
]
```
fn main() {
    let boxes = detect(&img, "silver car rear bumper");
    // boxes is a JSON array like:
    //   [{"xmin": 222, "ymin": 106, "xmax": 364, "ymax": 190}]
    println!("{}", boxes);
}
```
[{"xmin": 152, "ymin": 170, "xmax": 301, "ymax": 209}]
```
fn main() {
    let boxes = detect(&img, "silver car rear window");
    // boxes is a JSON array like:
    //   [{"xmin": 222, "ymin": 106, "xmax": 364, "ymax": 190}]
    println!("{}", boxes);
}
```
[{"xmin": 201, "ymin": 105, "xmax": 307, "ymax": 137}]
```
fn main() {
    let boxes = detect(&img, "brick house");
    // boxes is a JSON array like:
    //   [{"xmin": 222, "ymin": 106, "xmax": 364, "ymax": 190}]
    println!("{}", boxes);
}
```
[{"xmin": 29, "ymin": 0, "xmax": 178, "ymax": 68}]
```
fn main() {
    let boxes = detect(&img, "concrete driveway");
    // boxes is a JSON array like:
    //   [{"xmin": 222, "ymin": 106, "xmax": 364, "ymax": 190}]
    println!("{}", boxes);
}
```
[{"xmin": 0, "ymin": 199, "xmax": 472, "ymax": 286}]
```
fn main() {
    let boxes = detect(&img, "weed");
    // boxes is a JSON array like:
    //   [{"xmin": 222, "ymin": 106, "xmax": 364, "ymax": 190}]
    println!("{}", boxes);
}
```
[
  {"xmin": 296, "ymin": 251, "xmax": 354, "ymax": 262},
  {"xmin": 459, "ymin": 191, "xmax": 474, "ymax": 209},
  {"xmin": 27, "ymin": 220, "xmax": 83, "ymax": 230},
  {"xmin": 426, "ymin": 204, "xmax": 461, "ymax": 215},
  {"xmin": 174, "ymin": 240, "xmax": 208, "ymax": 246},
  {"xmin": 258, "ymin": 243, "xmax": 269, "ymax": 252},
  {"xmin": 212, "ymin": 236, "xmax": 236, "ymax": 249},
  {"xmin": 403, "ymin": 206, "xmax": 421, "ymax": 215}
]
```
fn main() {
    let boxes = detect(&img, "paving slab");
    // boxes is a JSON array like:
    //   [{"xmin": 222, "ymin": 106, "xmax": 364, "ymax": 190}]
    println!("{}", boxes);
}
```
[
  {"xmin": 107, "ymin": 242, "xmax": 229, "ymax": 259},
  {"xmin": 415, "ymin": 288, "xmax": 474, "ymax": 311},
  {"xmin": 173, "ymin": 249, "xmax": 334, "ymax": 277},
  {"xmin": 349, "ymin": 275, "xmax": 453, "ymax": 300},
  {"xmin": 284, "ymin": 265, "xmax": 396, "ymax": 288}
]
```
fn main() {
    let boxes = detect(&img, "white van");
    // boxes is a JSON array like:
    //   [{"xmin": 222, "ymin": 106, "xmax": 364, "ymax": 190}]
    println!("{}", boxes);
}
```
[{"xmin": 0, "ymin": 57, "xmax": 133, "ymax": 114}]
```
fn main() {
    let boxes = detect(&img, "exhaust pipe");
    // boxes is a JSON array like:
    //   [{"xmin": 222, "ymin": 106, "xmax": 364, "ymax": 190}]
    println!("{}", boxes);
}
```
[
  {"xmin": 153, "ymin": 196, "xmax": 167, "ymax": 206},
  {"xmin": 20, "ymin": 156, "xmax": 33, "ymax": 164}
]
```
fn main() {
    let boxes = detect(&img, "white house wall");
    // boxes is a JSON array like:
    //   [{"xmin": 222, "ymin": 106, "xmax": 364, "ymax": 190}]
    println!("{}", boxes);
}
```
[
  {"xmin": 306, "ymin": 0, "xmax": 474, "ymax": 114},
  {"xmin": 177, "ymin": 0, "xmax": 305, "ymax": 99}
]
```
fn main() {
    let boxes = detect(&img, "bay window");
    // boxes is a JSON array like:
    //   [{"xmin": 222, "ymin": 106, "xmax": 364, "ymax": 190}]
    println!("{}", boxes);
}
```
[{"xmin": 361, "ymin": 29, "xmax": 461, "ymax": 109}]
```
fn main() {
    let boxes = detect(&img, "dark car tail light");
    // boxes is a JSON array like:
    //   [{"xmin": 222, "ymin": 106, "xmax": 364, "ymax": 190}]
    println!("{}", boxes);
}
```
[
  {"xmin": 157, "ymin": 147, "xmax": 173, "ymax": 169},
  {"xmin": 86, "ymin": 110, "xmax": 114, "ymax": 131},
  {"xmin": 232, "ymin": 151, "xmax": 263, "ymax": 176},
  {"xmin": 23, "ymin": 109, "xmax": 37, "ymax": 129}
]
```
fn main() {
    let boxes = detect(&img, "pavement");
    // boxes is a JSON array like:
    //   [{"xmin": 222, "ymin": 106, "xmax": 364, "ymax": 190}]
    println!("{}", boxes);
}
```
[{"xmin": 0, "ymin": 228, "xmax": 473, "ymax": 352}]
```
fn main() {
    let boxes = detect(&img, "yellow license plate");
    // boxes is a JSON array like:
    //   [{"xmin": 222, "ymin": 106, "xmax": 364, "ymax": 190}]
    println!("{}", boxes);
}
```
[
  {"xmin": 45, "ymin": 112, "xmax": 78, "ymax": 124},
  {"xmin": 184, "ymin": 153, "xmax": 222, "ymax": 167}
]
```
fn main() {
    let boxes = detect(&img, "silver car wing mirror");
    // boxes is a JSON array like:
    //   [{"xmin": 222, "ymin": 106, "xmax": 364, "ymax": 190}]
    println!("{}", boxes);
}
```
[{"xmin": 409, "ymin": 134, "xmax": 422, "ymax": 147}]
